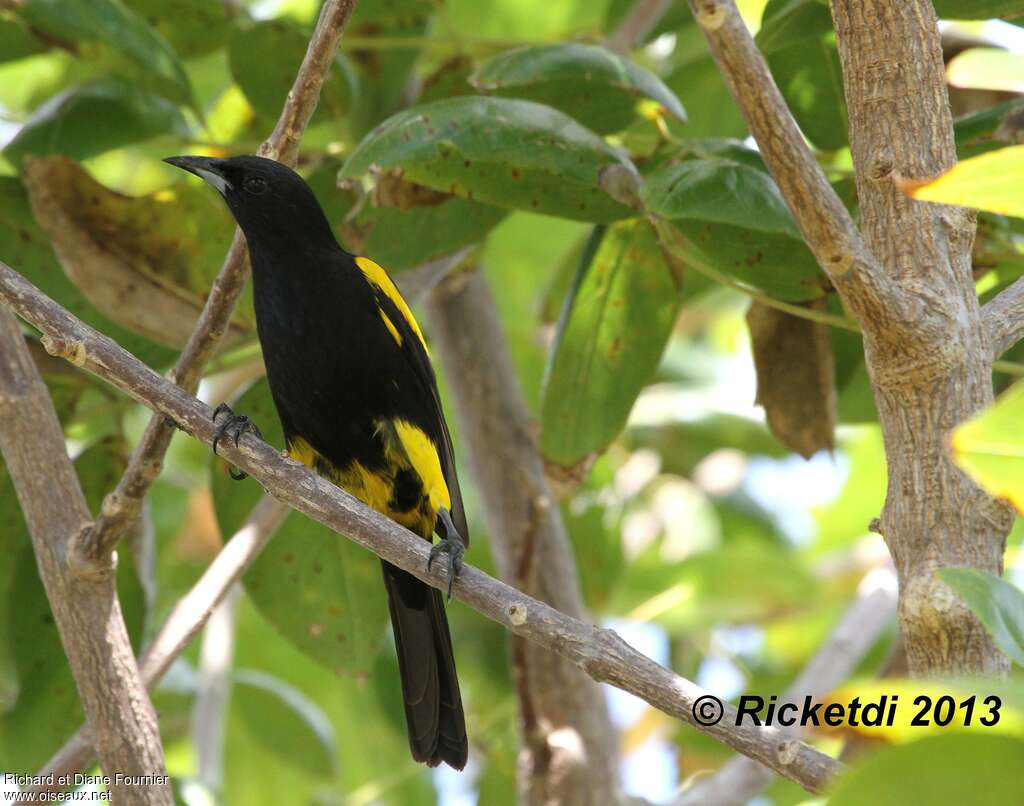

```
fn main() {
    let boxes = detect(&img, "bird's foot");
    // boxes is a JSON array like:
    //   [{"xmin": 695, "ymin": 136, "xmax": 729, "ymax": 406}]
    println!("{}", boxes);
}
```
[
  {"xmin": 429, "ymin": 508, "xmax": 465, "ymax": 601},
  {"xmin": 212, "ymin": 402, "xmax": 262, "ymax": 480}
]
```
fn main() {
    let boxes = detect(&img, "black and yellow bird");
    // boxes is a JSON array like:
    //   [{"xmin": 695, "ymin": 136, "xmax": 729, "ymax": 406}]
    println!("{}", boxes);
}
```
[{"xmin": 165, "ymin": 154, "xmax": 468, "ymax": 770}]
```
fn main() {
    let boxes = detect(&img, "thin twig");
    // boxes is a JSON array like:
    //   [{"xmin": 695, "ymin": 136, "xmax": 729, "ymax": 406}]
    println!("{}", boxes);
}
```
[
  {"xmin": 0, "ymin": 307, "xmax": 171, "ymax": 804},
  {"xmin": 674, "ymin": 571, "xmax": 897, "ymax": 806},
  {"xmin": 0, "ymin": 261, "xmax": 844, "ymax": 794},
  {"xmin": 76, "ymin": 0, "xmax": 361, "ymax": 572},
  {"xmin": 983, "ymin": 276, "xmax": 1024, "ymax": 361},
  {"xmin": 32, "ymin": 495, "xmax": 288, "ymax": 794}
]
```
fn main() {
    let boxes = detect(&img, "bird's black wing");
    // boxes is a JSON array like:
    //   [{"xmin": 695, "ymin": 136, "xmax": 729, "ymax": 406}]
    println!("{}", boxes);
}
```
[{"xmin": 354, "ymin": 255, "xmax": 469, "ymax": 547}]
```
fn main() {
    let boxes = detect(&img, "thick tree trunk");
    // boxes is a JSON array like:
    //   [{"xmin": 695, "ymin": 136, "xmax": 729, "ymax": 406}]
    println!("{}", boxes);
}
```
[
  {"xmin": 0, "ymin": 310, "xmax": 171, "ymax": 805},
  {"xmin": 830, "ymin": 0, "xmax": 1013, "ymax": 675}
]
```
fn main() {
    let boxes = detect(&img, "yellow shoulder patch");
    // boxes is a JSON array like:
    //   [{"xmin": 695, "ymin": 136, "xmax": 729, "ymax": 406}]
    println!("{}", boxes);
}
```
[
  {"xmin": 379, "ymin": 310, "xmax": 402, "ymax": 346},
  {"xmin": 355, "ymin": 256, "xmax": 428, "ymax": 353}
]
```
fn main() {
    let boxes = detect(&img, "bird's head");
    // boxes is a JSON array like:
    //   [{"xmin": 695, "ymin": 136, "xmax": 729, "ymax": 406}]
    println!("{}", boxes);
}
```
[{"xmin": 163, "ymin": 154, "xmax": 336, "ymax": 250}]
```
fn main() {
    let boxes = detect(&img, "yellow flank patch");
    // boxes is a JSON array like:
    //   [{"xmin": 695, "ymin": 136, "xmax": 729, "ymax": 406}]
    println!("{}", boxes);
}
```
[
  {"xmin": 287, "ymin": 436, "xmax": 317, "ymax": 469},
  {"xmin": 287, "ymin": 433, "xmax": 442, "ymax": 538},
  {"xmin": 390, "ymin": 419, "xmax": 451, "ymax": 513},
  {"xmin": 355, "ymin": 255, "xmax": 428, "ymax": 353},
  {"xmin": 379, "ymin": 310, "xmax": 402, "ymax": 346},
  {"xmin": 341, "ymin": 460, "xmax": 395, "ymax": 514}
]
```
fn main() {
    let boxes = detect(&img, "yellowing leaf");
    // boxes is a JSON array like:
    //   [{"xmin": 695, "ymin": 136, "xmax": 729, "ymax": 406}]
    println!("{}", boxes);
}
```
[
  {"xmin": 904, "ymin": 145, "xmax": 1024, "ymax": 218},
  {"xmin": 822, "ymin": 679, "xmax": 1024, "ymax": 744},
  {"xmin": 23, "ymin": 156, "xmax": 253, "ymax": 348},
  {"xmin": 951, "ymin": 381, "xmax": 1024, "ymax": 513},
  {"xmin": 947, "ymin": 47, "xmax": 1024, "ymax": 94}
]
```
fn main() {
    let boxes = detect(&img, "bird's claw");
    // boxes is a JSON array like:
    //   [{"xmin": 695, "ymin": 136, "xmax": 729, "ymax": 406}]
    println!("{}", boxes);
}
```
[
  {"xmin": 428, "ymin": 537, "xmax": 464, "ymax": 601},
  {"xmin": 212, "ymin": 402, "xmax": 262, "ymax": 481}
]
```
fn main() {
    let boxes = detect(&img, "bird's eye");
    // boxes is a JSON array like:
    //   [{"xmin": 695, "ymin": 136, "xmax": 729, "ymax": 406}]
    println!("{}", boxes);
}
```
[{"xmin": 244, "ymin": 176, "xmax": 268, "ymax": 194}]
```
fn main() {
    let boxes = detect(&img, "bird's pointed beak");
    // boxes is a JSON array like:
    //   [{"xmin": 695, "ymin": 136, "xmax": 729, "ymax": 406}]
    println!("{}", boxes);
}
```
[{"xmin": 163, "ymin": 155, "xmax": 232, "ymax": 194}]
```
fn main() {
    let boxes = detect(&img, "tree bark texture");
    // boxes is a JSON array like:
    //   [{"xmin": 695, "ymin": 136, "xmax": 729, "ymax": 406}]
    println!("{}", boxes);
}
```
[
  {"xmin": 691, "ymin": 0, "xmax": 1014, "ymax": 676},
  {"xmin": 830, "ymin": 0, "xmax": 1013, "ymax": 675},
  {"xmin": 0, "ymin": 310, "xmax": 171, "ymax": 805}
]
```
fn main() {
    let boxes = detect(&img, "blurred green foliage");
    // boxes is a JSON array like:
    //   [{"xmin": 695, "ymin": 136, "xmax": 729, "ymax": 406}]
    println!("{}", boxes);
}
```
[{"xmin": 1, "ymin": 0, "xmax": 1023, "ymax": 803}]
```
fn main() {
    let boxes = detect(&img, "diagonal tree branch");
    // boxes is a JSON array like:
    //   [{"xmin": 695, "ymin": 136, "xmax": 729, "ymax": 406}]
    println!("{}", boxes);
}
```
[
  {"xmin": 0, "ymin": 308, "xmax": 171, "ymax": 805},
  {"xmin": 35, "ymin": 252, "xmax": 520, "ymax": 793},
  {"xmin": 30, "ymin": 495, "xmax": 287, "ymax": 795},
  {"xmin": 983, "ymin": 276, "xmax": 1024, "ymax": 360},
  {"xmin": 425, "ymin": 268, "xmax": 619, "ymax": 804},
  {"xmin": 77, "ymin": 0, "xmax": 360, "ymax": 573},
  {"xmin": 606, "ymin": 0, "xmax": 672, "ymax": 53},
  {"xmin": 685, "ymin": 0, "xmax": 931, "ymax": 340},
  {"xmin": 675, "ymin": 572, "xmax": 897, "ymax": 806},
  {"xmin": 0, "ymin": 261, "xmax": 844, "ymax": 794}
]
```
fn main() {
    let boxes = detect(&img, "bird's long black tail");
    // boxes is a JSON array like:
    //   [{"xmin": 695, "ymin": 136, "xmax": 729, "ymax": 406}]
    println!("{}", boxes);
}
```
[{"xmin": 381, "ymin": 560, "xmax": 468, "ymax": 769}]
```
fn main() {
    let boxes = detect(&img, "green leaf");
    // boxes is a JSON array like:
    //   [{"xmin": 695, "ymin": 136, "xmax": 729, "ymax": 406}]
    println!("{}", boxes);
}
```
[
  {"xmin": 445, "ymin": 0, "xmax": 608, "ymax": 39},
  {"xmin": 211, "ymin": 379, "xmax": 389, "ymax": 676},
  {"xmin": 225, "ymin": 596, "xmax": 435, "ymax": 804},
  {"xmin": 541, "ymin": 220, "xmax": 683, "ymax": 466},
  {"xmin": 766, "ymin": 33, "xmax": 848, "ymax": 150},
  {"xmin": 938, "ymin": 568, "xmax": 1024, "ymax": 665},
  {"xmin": 347, "ymin": 0, "xmax": 434, "ymax": 136},
  {"xmin": 642, "ymin": 157, "xmax": 799, "ymax": 236},
  {"xmin": 561, "ymin": 456, "xmax": 625, "ymax": 612},
  {"xmin": 753, "ymin": 3, "xmax": 847, "ymax": 148},
  {"xmin": 0, "ymin": 176, "xmax": 174, "ymax": 368},
  {"xmin": 933, "ymin": 0, "xmax": 1024, "ymax": 19},
  {"xmin": 832, "ymin": 326, "xmax": 878, "ymax": 423},
  {"xmin": 951, "ymin": 379, "xmax": 1024, "ymax": 512},
  {"xmin": 16, "ymin": 0, "xmax": 193, "ymax": 106},
  {"xmin": 21, "ymin": 155, "xmax": 251, "ymax": 349},
  {"xmin": 955, "ymin": 98, "xmax": 1024, "ymax": 159},
  {"xmin": 664, "ymin": 54, "xmax": 748, "ymax": 141},
  {"xmin": 482, "ymin": 212, "xmax": 591, "ymax": 412},
  {"xmin": 755, "ymin": 0, "xmax": 832, "ymax": 55},
  {"xmin": 948, "ymin": 47, "xmax": 1024, "ymax": 93},
  {"xmin": 829, "ymin": 734, "xmax": 1024, "ymax": 806},
  {"xmin": 228, "ymin": 20, "xmax": 356, "ymax": 125},
  {"xmin": 611, "ymin": 542, "xmax": 818, "ymax": 632},
  {"xmin": 3, "ymin": 79, "xmax": 189, "ymax": 167},
  {"xmin": 472, "ymin": 43, "xmax": 686, "ymax": 135},
  {"xmin": 123, "ymin": 0, "xmax": 230, "ymax": 58},
  {"xmin": 361, "ymin": 198, "xmax": 506, "ymax": 272},
  {"xmin": 661, "ymin": 218, "xmax": 826, "ymax": 301},
  {"xmin": 233, "ymin": 669, "xmax": 338, "ymax": 778},
  {"xmin": 629, "ymin": 414, "xmax": 787, "ymax": 477},
  {"xmin": 812, "ymin": 426, "xmax": 886, "ymax": 554},
  {"xmin": 0, "ymin": 18, "xmax": 46, "ymax": 64},
  {"xmin": 0, "ymin": 50, "xmax": 76, "ymax": 118},
  {"xmin": 340, "ymin": 96, "xmax": 636, "ymax": 222}
]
